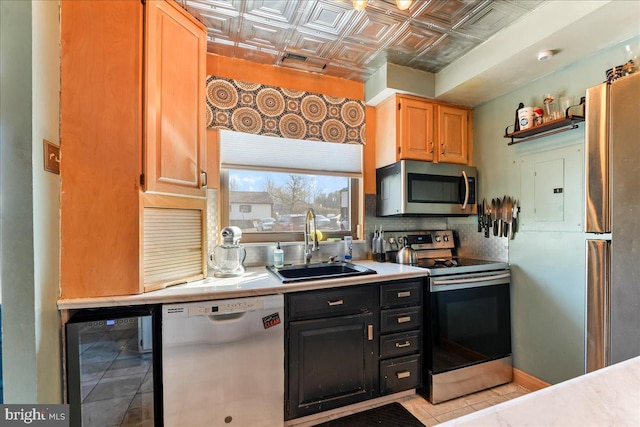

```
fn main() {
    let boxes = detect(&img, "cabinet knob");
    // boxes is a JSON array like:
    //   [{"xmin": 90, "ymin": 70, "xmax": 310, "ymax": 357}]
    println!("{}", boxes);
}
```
[
  {"xmin": 201, "ymin": 171, "xmax": 208, "ymax": 188},
  {"xmin": 440, "ymin": 143, "xmax": 445, "ymax": 154},
  {"xmin": 428, "ymin": 141, "xmax": 434, "ymax": 154}
]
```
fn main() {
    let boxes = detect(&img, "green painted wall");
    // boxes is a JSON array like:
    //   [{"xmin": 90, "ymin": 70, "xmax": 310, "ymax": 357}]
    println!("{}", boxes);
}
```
[
  {"xmin": 0, "ymin": 0, "xmax": 62, "ymax": 402},
  {"xmin": 473, "ymin": 36, "xmax": 639, "ymax": 384}
]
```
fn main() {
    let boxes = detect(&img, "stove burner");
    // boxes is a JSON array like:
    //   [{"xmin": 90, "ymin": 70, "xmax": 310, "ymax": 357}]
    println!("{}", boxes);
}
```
[{"xmin": 429, "ymin": 258, "xmax": 458, "ymax": 268}]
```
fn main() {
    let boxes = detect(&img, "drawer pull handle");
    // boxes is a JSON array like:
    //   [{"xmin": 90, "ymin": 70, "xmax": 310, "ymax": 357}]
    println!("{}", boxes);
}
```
[
  {"xmin": 396, "ymin": 371, "xmax": 411, "ymax": 379},
  {"xmin": 327, "ymin": 299, "xmax": 344, "ymax": 306},
  {"xmin": 397, "ymin": 316, "xmax": 411, "ymax": 323},
  {"xmin": 397, "ymin": 291, "xmax": 411, "ymax": 298},
  {"xmin": 368, "ymin": 325, "xmax": 373, "ymax": 341},
  {"xmin": 396, "ymin": 341, "xmax": 411, "ymax": 348}
]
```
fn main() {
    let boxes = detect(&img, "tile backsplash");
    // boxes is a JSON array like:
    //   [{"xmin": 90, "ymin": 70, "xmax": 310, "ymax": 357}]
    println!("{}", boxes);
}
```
[
  {"xmin": 205, "ymin": 191, "xmax": 508, "ymax": 274},
  {"xmin": 363, "ymin": 194, "xmax": 508, "ymax": 262}
]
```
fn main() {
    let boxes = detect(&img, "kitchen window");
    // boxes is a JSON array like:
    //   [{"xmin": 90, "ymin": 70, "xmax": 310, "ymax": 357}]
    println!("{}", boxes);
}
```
[{"xmin": 219, "ymin": 130, "xmax": 362, "ymax": 243}]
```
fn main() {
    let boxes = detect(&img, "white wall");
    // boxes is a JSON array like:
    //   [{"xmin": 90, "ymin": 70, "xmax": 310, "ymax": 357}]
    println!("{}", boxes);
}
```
[
  {"xmin": 32, "ymin": 0, "xmax": 62, "ymax": 402},
  {"xmin": 473, "ymin": 36, "xmax": 639, "ymax": 384},
  {"xmin": 0, "ymin": 0, "xmax": 62, "ymax": 402}
]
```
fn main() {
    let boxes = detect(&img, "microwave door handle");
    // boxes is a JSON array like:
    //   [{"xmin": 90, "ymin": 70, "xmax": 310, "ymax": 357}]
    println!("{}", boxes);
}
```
[{"xmin": 461, "ymin": 170, "xmax": 469, "ymax": 210}]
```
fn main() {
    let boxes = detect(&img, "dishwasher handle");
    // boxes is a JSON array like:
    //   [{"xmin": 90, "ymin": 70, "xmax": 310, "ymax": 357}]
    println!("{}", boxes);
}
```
[{"xmin": 208, "ymin": 312, "xmax": 247, "ymax": 322}]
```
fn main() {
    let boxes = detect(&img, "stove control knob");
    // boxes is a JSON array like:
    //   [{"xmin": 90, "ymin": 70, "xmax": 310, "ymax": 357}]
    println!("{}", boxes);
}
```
[
  {"xmin": 434, "ymin": 235, "xmax": 442, "ymax": 242},
  {"xmin": 443, "ymin": 235, "xmax": 450, "ymax": 242}
]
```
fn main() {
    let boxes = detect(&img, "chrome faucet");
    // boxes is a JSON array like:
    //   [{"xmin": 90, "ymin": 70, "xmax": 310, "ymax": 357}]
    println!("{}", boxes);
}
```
[{"xmin": 304, "ymin": 208, "xmax": 319, "ymax": 264}]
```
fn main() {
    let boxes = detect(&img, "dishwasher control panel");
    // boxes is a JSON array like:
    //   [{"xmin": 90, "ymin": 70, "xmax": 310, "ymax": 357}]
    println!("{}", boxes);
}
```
[
  {"xmin": 210, "ymin": 299, "xmax": 264, "ymax": 314},
  {"xmin": 163, "ymin": 298, "xmax": 266, "ymax": 318}
]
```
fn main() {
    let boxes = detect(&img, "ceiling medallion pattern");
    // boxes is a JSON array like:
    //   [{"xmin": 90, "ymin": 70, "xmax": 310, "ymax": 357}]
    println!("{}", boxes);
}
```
[{"xmin": 206, "ymin": 76, "xmax": 366, "ymax": 144}]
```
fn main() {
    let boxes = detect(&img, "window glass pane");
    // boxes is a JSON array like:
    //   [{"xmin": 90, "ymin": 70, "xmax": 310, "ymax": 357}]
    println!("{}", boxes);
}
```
[{"xmin": 227, "ymin": 169, "xmax": 351, "ymax": 234}]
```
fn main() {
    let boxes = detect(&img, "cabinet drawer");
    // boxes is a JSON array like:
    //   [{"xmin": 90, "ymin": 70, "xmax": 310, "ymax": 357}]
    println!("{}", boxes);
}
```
[
  {"xmin": 380, "ymin": 355, "xmax": 420, "ymax": 394},
  {"xmin": 380, "ymin": 307, "xmax": 421, "ymax": 333},
  {"xmin": 380, "ymin": 280, "xmax": 422, "ymax": 308},
  {"xmin": 287, "ymin": 285, "xmax": 374, "ymax": 320},
  {"xmin": 380, "ymin": 331, "xmax": 420, "ymax": 359}
]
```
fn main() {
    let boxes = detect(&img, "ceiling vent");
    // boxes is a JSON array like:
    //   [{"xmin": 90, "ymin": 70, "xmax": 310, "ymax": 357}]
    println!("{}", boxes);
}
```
[{"xmin": 280, "ymin": 52, "xmax": 328, "ymax": 73}]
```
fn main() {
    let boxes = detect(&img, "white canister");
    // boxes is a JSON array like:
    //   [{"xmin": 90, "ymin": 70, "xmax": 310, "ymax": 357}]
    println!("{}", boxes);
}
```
[{"xmin": 517, "ymin": 107, "xmax": 535, "ymax": 130}]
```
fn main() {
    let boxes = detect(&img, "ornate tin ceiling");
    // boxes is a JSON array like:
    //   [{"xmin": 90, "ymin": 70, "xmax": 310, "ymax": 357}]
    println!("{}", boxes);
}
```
[{"xmin": 179, "ymin": 0, "xmax": 544, "ymax": 81}]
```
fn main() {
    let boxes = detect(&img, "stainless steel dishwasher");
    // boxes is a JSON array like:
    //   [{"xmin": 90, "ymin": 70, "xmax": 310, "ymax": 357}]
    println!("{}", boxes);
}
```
[{"xmin": 162, "ymin": 295, "xmax": 284, "ymax": 427}]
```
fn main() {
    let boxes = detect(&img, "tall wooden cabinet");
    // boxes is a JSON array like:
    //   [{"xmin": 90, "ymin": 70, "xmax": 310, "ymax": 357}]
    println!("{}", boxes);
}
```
[
  {"xmin": 375, "ymin": 94, "xmax": 472, "ymax": 168},
  {"xmin": 61, "ymin": 0, "xmax": 207, "ymax": 298}
]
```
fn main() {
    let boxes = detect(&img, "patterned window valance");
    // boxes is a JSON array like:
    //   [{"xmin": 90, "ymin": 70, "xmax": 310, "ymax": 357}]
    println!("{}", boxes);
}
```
[{"xmin": 205, "ymin": 76, "xmax": 366, "ymax": 144}]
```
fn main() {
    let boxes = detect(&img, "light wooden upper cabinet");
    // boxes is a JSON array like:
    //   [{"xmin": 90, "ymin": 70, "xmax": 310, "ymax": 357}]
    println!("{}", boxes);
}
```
[
  {"xmin": 375, "ymin": 94, "xmax": 472, "ymax": 168},
  {"xmin": 437, "ymin": 105, "xmax": 469, "ymax": 165},
  {"xmin": 399, "ymin": 97, "xmax": 435, "ymax": 162},
  {"xmin": 145, "ymin": 0, "xmax": 207, "ymax": 197}
]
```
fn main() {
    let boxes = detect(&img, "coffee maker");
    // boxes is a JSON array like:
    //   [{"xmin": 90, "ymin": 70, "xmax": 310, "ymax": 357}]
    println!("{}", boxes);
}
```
[{"xmin": 209, "ymin": 226, "xmax": 246, "ymax": 277}]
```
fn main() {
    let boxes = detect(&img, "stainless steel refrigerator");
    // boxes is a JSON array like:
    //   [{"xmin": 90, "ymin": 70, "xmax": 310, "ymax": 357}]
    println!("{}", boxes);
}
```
[{"xmin": 585, "ymin": 72, "xmax": 640, "ymax": 372}]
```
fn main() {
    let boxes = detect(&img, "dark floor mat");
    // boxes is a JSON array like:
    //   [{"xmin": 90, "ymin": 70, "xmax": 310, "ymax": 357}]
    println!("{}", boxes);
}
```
[{"xmin": 312, "ymin": 402, "xmax": 425, "ymax": 427}]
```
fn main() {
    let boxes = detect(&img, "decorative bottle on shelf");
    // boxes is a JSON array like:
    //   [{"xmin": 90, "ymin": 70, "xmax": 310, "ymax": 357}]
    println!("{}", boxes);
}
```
[{"xmin": 514, "ymin": 102, "xmax": 524, "ymax": 132}]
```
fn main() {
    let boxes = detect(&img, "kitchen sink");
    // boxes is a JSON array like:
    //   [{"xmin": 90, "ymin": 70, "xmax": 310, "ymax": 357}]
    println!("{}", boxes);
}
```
[{"xmin": 266, "ymin": 261, "xmax": 377, "ymax": 283}]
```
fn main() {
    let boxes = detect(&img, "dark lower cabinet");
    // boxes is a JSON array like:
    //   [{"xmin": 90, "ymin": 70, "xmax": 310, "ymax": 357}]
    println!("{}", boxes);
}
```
[
  {"xmin": 379, "ymin": 280, "xmax": 423, "ymax": 396},
  {"xmin": 287, "ymin": 313, "xmax": 375, "ymax": 419},
  {"xmin": 285, "ymin": 279, "xmax": 424, "ymax": 420}
]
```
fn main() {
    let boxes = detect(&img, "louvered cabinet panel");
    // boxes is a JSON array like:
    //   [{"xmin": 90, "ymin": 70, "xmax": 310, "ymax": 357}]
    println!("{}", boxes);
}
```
[{"xmin": 143, "ymin": 198, "xmax": 207, "ymax": 292}]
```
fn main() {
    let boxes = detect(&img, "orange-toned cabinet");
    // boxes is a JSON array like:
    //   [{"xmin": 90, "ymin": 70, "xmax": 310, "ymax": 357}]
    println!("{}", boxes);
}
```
[
  {"xmin": 375, "ymin": 94, "xmax": 471, "ymax": 168},
  {"xmin": 145, "ymin": 0, "xmax": 207, "ymax": 197},
  {"xmin": 60, "ymin": 0, "xmax": 207, "ymax": 298},
  {"xmin": 437, "ymin": 105, "xmax": 469, "ymax": 165}
]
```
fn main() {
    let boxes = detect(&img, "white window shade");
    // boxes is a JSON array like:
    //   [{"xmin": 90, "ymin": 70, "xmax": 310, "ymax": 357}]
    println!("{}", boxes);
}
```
[{"xmin": 220, "ymin": 130, "xmax": 362, "ymax": 176}]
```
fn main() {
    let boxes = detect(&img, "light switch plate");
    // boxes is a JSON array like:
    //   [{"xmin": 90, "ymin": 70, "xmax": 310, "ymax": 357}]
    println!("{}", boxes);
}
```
[{"xmin": 44, "ymin": 139, "xmax": 60, "ymax": 174}]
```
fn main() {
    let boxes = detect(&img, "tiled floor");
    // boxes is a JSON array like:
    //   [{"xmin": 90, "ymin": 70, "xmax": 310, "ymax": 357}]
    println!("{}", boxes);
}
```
[{"xmin": 400, "ymin": 383, "xmax": 531, "ymax": 426}]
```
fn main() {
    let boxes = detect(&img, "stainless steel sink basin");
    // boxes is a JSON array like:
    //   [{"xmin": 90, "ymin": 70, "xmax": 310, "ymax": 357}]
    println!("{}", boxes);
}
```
[{"xmin": 266, "ymin": 261, "xmax": 377, "ymax": 283}]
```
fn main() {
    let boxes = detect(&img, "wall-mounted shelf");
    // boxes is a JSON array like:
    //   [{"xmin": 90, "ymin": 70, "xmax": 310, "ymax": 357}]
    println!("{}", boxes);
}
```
[{"xmin": 505, "ymin": 98, "xmax": 585, "ymax": 145}]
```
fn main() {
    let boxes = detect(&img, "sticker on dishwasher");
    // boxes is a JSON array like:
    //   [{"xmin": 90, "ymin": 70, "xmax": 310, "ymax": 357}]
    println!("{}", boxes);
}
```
[{"xmin": 262, "ymin": 312, "xmax": 281, "ymax": 329}]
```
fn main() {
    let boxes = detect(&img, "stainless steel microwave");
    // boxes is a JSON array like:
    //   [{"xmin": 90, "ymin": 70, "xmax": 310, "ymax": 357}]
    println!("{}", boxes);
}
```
[{"xmin": 376, "ymin": 160, "xmax": 477, "ymax": 216}]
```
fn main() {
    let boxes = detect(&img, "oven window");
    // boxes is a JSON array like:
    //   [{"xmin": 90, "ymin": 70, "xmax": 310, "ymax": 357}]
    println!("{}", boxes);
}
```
[
  {"xmin": 408, "ymin": 173, "xmax": 462, "ymax": 204},
  {"xmin": 430, "ymin": 284, "xmax": 511, "ymax": 374}
]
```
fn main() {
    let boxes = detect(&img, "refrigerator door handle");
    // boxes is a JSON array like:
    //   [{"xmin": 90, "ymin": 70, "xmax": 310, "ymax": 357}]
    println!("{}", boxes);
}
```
[{"xmin": 585, "ymin": 239, "xmax": 611, "ymax": 373}]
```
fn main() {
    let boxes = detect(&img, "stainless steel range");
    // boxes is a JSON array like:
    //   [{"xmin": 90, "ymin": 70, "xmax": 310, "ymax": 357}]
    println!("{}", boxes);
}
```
[{"xmin": 391, "ymin": 230, "xmax": 512, "ymax": 404}]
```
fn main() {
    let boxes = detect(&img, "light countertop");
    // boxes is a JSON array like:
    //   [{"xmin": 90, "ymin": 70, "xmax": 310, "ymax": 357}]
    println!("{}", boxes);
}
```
[
  {"xmin": 57, "ymin": 261, "xmax": 428, "ymax": 310},
  {"xmin": 436, "ymin": 356, "xmax": 640, "ymax": 427}
]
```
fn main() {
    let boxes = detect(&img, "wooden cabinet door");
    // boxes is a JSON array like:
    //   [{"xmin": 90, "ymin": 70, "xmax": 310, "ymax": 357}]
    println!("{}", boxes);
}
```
[
  {"xmin": 399, "ymin": 97, "xmax": 435, "ymax": 162},
  {"xmin": 145, "ymin": 0, "xmax": 207, "ymax": 197},
  {"xmin": 60, "ymin": 0, "xmax": 143, "ymax": 298},
  {"xmin": 287, "ymin": 313, "xmax": 375, "ymax": 419},
  {"xmin": 437, "ymin": 105, "xmax": 468, "ymax": 164}
]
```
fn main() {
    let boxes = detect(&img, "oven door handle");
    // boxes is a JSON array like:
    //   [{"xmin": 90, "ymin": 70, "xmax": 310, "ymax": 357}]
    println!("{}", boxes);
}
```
[{"xmin": 431, "ymin": 272, "xmax": 511, "ymax": 292}]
